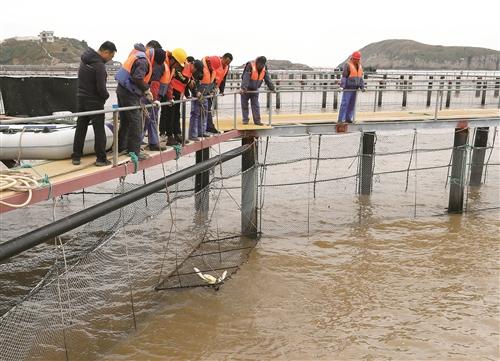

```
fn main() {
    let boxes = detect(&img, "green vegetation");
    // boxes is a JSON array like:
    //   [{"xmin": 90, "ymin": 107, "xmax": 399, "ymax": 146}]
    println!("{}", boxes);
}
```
[{"xmin": 0, "ymin": 37, "xmax": 88, "ymax": 65}]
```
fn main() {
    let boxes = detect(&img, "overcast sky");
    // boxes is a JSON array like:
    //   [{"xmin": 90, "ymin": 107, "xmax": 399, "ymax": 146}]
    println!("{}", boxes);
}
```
[{"xmin": 1, "ymin": 0, "xmax": 499, "ymax": 67}]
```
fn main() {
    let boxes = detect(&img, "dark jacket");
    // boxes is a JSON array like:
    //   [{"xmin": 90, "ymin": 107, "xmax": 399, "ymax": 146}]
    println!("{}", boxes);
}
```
[
  {"xmin": 77, "ymin": 48, "xmax": 109, "ymax": 102},
  {"xmin": 129, "ymin": 43, "xmax": 150, "ymax": 93}
]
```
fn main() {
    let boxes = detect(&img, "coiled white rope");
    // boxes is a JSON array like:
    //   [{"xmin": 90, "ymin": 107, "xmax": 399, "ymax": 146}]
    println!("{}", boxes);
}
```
[{"xmin": 0, "ymin": 170, "xmax": 39, "ymax": 208}]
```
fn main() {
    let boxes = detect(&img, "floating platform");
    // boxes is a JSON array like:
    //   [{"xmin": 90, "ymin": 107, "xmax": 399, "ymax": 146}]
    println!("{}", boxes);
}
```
[{"xmin": 1, "ymin": 108, "xmax": 499, "ymax": 213}]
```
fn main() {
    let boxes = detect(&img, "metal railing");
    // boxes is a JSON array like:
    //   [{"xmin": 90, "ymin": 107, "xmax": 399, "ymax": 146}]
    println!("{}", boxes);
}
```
[{"xmin": 1, "ymin": 85, "xmax": 499, "ymax": 166}]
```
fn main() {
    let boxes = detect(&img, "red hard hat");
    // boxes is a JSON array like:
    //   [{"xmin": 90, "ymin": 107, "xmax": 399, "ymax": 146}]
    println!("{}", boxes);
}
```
[
  {"xmin": 208, "ymin": 55, "xmax": 222, "ymax": 70},
  {"xmin": 352, "ymin": 51, "xmax": 361, "ymax": 60}
]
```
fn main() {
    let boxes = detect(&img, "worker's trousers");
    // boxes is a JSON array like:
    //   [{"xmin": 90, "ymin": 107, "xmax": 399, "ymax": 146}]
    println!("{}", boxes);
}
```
[
  {"xmin": 338, "ymin": 90, "xmax": 357, "ymax": 122},
  {"xmin": 189, "ymin": 98, "xmax": 208, "ymax": 138},
  {"xmin": 143, "ymin": 106, "xmax": 159, "ymax": 146},
  {"xmin": 72, "ymin": 97, "xmax": 107, "ymax": 162},
  {"xmin": 241, "ymin": 92, "xmax": 261, "ymax": 124},
  {"xmin": 117, "ymin": 85, "xmax": 142, "ymax": 156}
]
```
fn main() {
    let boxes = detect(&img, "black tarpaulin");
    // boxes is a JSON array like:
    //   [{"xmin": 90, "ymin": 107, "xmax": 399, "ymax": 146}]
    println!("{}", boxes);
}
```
[{"xmin": 0, "ymin": 77, "xmax": 77, "ymax": 117}]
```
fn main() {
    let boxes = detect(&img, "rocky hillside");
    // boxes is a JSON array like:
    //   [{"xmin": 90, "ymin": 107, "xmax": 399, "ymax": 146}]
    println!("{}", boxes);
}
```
[
  {"xmin": 236, "ymin": 59, "xmax": 313, "ymax": 71},
  {"xmin": 346, "ymin": 39, "xmax": 500, "ymax": 70},
  {"xmin": 0, "ymin": 37, "xmax": 88, "ymax": 65}
]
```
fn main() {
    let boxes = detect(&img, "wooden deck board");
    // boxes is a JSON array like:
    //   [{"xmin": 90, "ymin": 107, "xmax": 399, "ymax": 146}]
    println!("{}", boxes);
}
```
[
  {"xmin": 0, "ymin": 130, "xmax": 241, "ymax": 212},
  {"xmin": 215, "ymin": 108, "xmax": 499, "ymax": 130}
]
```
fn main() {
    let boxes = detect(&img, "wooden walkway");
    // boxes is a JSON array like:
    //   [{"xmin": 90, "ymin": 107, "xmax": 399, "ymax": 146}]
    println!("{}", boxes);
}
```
[
  {"xmin": 215, "ymin": 108, "xmax": 499, "ymax": 131},
  {"xmin": 1, "ymin": 108, "xmax": 498, "ymax": 213},
  {"xmin": 0, "ymin": 130, "xmax": 240, "ymax": 213}
]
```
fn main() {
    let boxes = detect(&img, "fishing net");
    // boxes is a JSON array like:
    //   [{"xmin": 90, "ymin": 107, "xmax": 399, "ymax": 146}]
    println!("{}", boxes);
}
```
[{"xmin": 0, "ymin": 125, "xmax": 499, "ymax": 361}]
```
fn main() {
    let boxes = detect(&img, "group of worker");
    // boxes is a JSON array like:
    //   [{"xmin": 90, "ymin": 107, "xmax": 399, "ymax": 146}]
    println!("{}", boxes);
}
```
[{"xmin": 71, "ymin": 40, "xmax": 364, "ymax": 166}]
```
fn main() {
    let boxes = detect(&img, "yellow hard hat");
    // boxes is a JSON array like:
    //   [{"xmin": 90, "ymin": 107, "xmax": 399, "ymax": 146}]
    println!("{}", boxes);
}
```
[{"xmin": 172, "ymin": 48, "xmax": 187, "ymax": 66}]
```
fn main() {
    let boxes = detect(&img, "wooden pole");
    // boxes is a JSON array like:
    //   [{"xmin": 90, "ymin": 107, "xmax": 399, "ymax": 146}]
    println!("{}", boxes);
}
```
[
  {"xmin": 195, "ymin": 147, "xmax": 210, "ymax": 221},
  {"xmin": 448, "ymin": 127, "xmax": 469, "ymax": 213},
  {"xmin": 470, "ymin": 127, "xmax": 489, "ymax": 186},
  {"xmin": 321, "ymin": 82, "xmax": 327, "ymax": 109},
  {"xmin": 445, "ymin": 81, "xmax": 452, "ymax": 108},
  {"xmin": 426, "ymin": 75, "xmax": 433, "ymax": 107},
  {"xmin": 358, "ymin": 132, "xmax": 376, "ymax": 195},
  {"xmin": 475, "ymin": 76, "xmax": 482, "ymax": 97},
  {"xmin": 241, "ymin": 137, "xmax": 258, "ymax": 237},
  {"xmin": 402, "ymin": 77, "xmax": 408, "ymax": 107},
  {"xmin": 378, "ymin": 74, "xmax": 386, "ymax": 107},
  {"xmin": 481, "ymin": 80, "xmax": 487, "ymax": 106},
  {"xmin": 275, "ymin": 81, "xmax": 281, "ymax": 109}
]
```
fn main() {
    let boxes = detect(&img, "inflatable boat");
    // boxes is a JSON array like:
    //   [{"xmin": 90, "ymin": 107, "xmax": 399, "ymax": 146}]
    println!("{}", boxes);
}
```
[{"xmin": 0, "ymin": 123, "xmax": 114, "ymax": 160}]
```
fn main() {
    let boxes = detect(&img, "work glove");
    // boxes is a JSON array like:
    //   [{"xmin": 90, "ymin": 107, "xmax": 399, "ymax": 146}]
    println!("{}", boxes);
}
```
[
  {"xmin": 143, "ymin": 89, "xmax": 154, "ymax": 103},
  {"xmin": 153, "ymin": 100, "xmax": 161, "ymax": 107}
]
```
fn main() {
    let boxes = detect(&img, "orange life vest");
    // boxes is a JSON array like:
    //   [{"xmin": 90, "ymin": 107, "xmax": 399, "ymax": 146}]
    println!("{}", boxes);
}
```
[
  {"xmin": 201, "ymin": 56, "xmax": 216, "ymax": 85},
  {"xmin": 122, "ymin": 48, "xmax": 154, "ymax": 83},
  {"xmin": 171, "ymin": 62, "xmax": 193, "ymax": 94},
  {"xmin": 115, "ymin": 48, "xmax": 154, "ymax": 95},
  {"xmin": 250, "ymin": 61, "xmax": 265, "ymax": 81},
  {"xmin": 345, "ymin": 61, "xmax": 363, "ymax": 89},
  {"xmin": 150, "ymin": 60, "xmax": 174, "ymax": 99},
  {"xmin": 215, "ymin": 64, "xmax": 229, "ymax": 87},
  {"xmin": 348, "ymin": 61, "xmax": 363, "ymax": 78}
]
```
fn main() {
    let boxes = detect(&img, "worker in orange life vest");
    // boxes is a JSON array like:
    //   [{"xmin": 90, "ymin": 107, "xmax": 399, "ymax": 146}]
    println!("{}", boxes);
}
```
[
  {"xmin": 159, "ymin": 49, "xmax": 190, "ymax": 146},
  {"xmin": 338, "ymin": 51, "xmax": 365, "ymax": 123},
  {"xmin": 240, "ymin": 56, "xmax": 275, "ymax": 125},
  {"xmin": 188, "ymin": 55, "xmax": 221, "ymax": 141},
  {"xmin": 142, "ymin": 41, "xmax": 169, "ymax": 151},
  {"xmin": 115, "ymin": 43, "xmax": 155, "ymax": 160},
  {"xmin": 206, "ymin": 53, "xmax": 233, "ymax": 134}
]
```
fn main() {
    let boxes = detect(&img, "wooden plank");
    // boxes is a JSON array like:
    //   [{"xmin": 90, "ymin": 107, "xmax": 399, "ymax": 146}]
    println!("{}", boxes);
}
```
[
  {"xmin": 0, "ymin": 130, "xmax": 241, "ymax": 212},
  {"xmin": 216, "ymin": 109, "xmax": 499, "ymax": 131}
]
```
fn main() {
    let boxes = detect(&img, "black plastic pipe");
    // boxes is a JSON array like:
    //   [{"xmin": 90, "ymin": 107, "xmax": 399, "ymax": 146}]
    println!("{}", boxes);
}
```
[{"xmin": 0, "ymin": 145, "xmax": 250, "ymax": 262}]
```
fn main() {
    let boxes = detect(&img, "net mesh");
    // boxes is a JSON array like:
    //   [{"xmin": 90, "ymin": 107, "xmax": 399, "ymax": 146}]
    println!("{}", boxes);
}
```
[{"xmin": 0, "ymin": 126, "xmax": 499, "ymax": 361}]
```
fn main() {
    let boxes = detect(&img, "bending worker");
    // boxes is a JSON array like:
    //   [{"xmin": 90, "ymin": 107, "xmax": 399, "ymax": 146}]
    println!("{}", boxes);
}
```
[
  {"xmin": 188, "ymin": 55, "xmax": 221, "ymax": 141},
  {"xmin": 143, "ymin": 41, "xmax": 167, "ymax": 151},
  {"xmin": 161, "ymin": 48, "xmax": 189, "ymax": 146},
  {"xmin": 338, "ymin": 51, "xmax": 365, "ymax": 124},
  {"xmin": 240, "ymin": 56, "xmax": 275, "ymax": 125},
  {"xmin": 115, "ymin": 43, "xmax": 155, "ymax": 160},
  {"xmin": 206, "ymin": 52, "xmax": 233, "ymax": 134}
]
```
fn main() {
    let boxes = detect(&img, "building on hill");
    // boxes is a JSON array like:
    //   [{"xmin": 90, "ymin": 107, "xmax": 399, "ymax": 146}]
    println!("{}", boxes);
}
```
[{"xmin": 39, "ymin": 31, "xmax": 54, "ymax": 43}]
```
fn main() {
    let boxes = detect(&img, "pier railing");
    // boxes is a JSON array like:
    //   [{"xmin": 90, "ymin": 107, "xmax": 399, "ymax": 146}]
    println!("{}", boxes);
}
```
[{"xmin": 1, "ymin": 84, "xmax": 499, "ymax": 166}]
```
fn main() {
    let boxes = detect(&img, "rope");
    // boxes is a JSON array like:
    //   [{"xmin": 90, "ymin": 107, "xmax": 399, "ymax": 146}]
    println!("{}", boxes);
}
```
[
  {"xmin": 483, "ymin": 126, "xmax": 497, "ymax": 183},
  {"xmin": 0, "ymin": 170, "xmax": 39, "ymax": 208},
  {"xmin": 313, "ymin": 134, "xmax": 322, "ymax": 199},
  {"xmin": 307, "ymin": 134, "xmax": 312, "ymax": 236},
  {"xmin": 128, "ymin": 152, "xmax": 138, "ymax": 174},
  {"xmin": 405, "ymin": 130, "xmax": 417, "ymax": 192},
  {"xmin": 258, "ymin": 137, "xmax": 270, "ymax": 234},
  {"xmin": 52, "ymin": 198, "xmax": 71, "ymax": 361},
  {"xmin": 116, "ymin": 179, "xmax": 137, "ymax": 330},
  {"xmin": 414, "ymin": 130, "xmax": 418, "ymax": 218},
  {"xmin": 156, "ymin": 101, "xmax": 182, "ymax": 286},
  {"xmin": 172, "ymin": 144, "xmax": 182, "ymax": 160}
]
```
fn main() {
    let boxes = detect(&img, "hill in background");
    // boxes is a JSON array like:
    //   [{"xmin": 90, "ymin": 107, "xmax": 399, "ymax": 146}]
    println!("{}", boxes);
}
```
[
  {"xmin": 0, "ymin": 37, "xmax": 88, "ymax": 65},
  {"xmin": 236, "ymin": 59, "xmax": 313, "ymax": 71},
  {"xmin": 2, "ymin": 36, "xmax": 499, "ymax": 71},
  {"xmin": 344, "ymin": 39, "xmax": 500, "ymax": 70}
]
